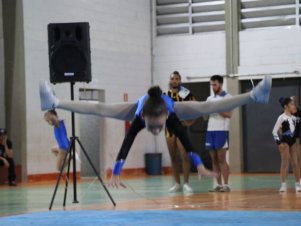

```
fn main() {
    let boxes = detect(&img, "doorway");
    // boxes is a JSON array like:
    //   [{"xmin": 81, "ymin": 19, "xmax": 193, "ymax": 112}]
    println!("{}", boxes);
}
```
[
  {"xmin": 182, "ymin": 82, "xmax": 211, "ymax": 169},
  {"xmin": 242, "ymin": 77, "xmax": 301, "ymax": 173}
]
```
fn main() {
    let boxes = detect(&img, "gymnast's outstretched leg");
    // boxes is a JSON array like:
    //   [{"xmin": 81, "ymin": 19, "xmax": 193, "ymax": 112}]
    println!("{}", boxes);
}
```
[
  {"xmin": 39, "ymin": 76, "xmax": 271, "ymax": 121},
  {"xmin": 39, "ymin": 80, "xmax": 137, "ymax": 121},
  {"xmin": 174, "ymin": 75, "xmax": 272, "ymax": 120}
]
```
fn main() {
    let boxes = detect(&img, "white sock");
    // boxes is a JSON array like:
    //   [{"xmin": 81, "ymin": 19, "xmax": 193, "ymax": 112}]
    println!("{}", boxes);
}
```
[
  {"xmin": 295, "ymin": 182, "xmax": 300, "ymax": 187},
  {"xmin": 224, "ymin": 184, "xmax": 229, "ymax": 187},
  {"xmin": 281, "ymin": 182, "xmax": 287, "ymax": 187}
]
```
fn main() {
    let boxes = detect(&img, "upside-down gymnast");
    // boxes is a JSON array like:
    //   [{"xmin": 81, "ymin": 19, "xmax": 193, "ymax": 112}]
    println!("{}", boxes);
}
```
[
  {"xmin": 39, "ymin": 76, "xmax": 272, "ymax": 188},
  {"xmin": 44, "ymin": 109, "xmax": 69, "ymax": 171}
]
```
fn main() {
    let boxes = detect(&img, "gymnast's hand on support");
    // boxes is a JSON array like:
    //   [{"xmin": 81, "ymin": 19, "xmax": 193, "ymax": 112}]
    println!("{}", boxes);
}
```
[
  {"xmin": 108, "ymin": 159, "xmax": 126, "ymax": 188},
  {"xmin": 108, "ymin": 174, "xmax": 126, "ymax": 189}
]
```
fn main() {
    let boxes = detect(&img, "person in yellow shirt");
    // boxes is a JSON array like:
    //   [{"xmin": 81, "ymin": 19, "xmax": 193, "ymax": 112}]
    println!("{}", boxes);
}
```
[{"xmin": 165, "ymin": 71, "xmax": 196, "ymax": 194}]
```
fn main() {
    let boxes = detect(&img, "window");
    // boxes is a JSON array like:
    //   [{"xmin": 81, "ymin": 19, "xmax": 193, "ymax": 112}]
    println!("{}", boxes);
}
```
[
  {"xmin": 240, "ymin": 0, "xmax": 301, "ymax": 30},
  {"xmin": 155, "ymin": 0, "xmax": 226, "ymax": 36}
]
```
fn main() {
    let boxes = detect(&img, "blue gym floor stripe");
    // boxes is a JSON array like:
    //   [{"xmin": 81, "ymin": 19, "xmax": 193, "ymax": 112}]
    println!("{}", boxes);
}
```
[{"xmin": 0, "ymin": 210, "xmax": 300, "ymax": 226}]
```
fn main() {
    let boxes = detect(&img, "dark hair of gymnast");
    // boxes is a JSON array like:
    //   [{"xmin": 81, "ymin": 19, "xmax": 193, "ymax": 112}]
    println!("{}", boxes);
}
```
[
  {"xmin": 279, "ymin": 97, "xmax": 293, "ymax": 109},
  {"xmin": 141, "ymin": 86, "xmax": 168, "ymax": 135}
]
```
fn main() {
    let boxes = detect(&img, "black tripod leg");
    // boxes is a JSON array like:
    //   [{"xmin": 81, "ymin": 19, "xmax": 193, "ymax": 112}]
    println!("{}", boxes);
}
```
[
  {"xmin": 49, "ymin": 142, "xmax": 73, "ymax": 210},
  {"xmin": 71, "ymin": 138, "xmax": 79, "ymax": 203},
  {"xmin": 76, "ymin": 138, "xmax": 116, "ymax": 206},
  {"xmin": 63, "ymin": 139, "xmax": 74, "ymax": 207}
]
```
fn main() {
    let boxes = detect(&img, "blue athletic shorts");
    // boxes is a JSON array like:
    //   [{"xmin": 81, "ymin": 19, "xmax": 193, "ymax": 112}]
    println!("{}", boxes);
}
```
[{"xmin": 205, "ymin": 131, "xmax": 229, "ymax": 150}]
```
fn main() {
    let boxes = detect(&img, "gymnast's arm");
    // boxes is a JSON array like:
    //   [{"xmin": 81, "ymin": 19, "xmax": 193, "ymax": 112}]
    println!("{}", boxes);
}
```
[
  {"xmin": 58, "ymin": 101, "xmax": 137, "ymax": 121},
  {"xmin": 272, "ymin": 116, "xmax": 283, "ymax": 145},
  {"xmin": 115, "ymin": 116, "xmax": 145, "ymax": 161},
  {"xmin": 108, "ymin": 116, "xmax": 145, "ymax": 188},
  {"xmin": 60, "ymin": 121, "xmax": 70, "ymax": 150},
  {"xmin": 166, "ymin": 113, "xmax": 217, "ymax": 177},
  {"xmin": 174, "ymin": 93, "xmax": 251, "ymax": 121}
]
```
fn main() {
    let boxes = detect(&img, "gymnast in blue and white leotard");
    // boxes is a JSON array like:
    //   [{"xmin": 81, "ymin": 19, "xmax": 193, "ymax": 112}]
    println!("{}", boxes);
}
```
[{"xmin": 44, "ymin": 110, "xmax": 69, "ymax": 171}]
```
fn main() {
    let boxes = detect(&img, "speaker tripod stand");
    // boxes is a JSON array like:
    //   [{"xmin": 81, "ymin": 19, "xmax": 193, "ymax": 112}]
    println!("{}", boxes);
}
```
[{"xmin": 49, "ymin": 82, "xmax": 116, "ymax": 210}]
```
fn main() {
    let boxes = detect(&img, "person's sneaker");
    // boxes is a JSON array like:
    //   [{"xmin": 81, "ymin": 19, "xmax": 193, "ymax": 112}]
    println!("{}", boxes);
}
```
[
  {"xmin": 279, "ymin": 183, "xmax": 287, "ymax": 192},
  {"xmin": 220, "ymin": 185, "xmax": 231, "ymax": 192},
  {"xmin": 209, "ymin": 185, "xmax": 223, "ymax": 192},
  {"xmin": 250, "ymin": 75, "xmax": 272, "ymax": 104},
  {"xmin": 183, "ymin": 183, "xmax": 194, "ymax": 194},
  {"xmin": 168, "ymin": 183, "xmax": 181, "ymax": 193},
  {"xmin": 39, "ymin": 80, "xmax": 59, "ymax": 111},
  {"xmin": 295, "ymin": 183, "xmax": 301, "ymax": 192},
  {"xmin": 9, "ymin": 181, "xmax": 17, "ymax": 186}
]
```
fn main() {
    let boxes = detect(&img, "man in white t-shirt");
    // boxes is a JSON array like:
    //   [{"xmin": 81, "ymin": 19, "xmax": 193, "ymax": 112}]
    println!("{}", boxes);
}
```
[{"xmin": 205, "ymin": 75, "xmax": 232, "ymax": 192}]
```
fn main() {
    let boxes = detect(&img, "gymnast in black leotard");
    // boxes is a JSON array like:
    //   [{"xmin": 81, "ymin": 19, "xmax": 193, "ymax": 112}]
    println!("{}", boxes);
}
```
[{"xmin": 272, "ymin": 97, "xmax": 301, "ymax": 192}]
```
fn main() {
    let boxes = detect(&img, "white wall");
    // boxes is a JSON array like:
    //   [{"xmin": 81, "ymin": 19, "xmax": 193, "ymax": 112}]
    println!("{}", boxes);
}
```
[
  {"xmin": 23, "ymin": 0, "xmax": 152, "ymax": 175},
  {"xmin": 21, "ymin": 0, "xmax": 301, "ymax": 176},
  {"xmin": 153, "ymin": 26, "xmax": 301, "ymax": 169},
  {"xmin": 153, "ymin": 32, "xmax": 226, "ymax": 84},
  {"xmin": 153, "ymin": 32, "xmax": 226, "ymax": 166},
  {"xmin": 239, "ymin": 27, "xmax": 301, "ymax": 75}
]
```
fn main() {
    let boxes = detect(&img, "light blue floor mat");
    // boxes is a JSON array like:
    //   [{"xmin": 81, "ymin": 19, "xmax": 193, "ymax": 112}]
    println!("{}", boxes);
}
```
[{"xmin": 0, "ymin": 210, "xmax": 300, "ymax": 226}]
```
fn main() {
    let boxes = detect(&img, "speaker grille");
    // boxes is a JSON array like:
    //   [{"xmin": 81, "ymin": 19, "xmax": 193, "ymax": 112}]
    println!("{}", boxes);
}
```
[
  {"xmin": 51, "ymin": 44, "xmax": 86, "ymax": 76},
  {"xmin": 48, "ymin": 22, "xmax": 91, "ymax": 84}
]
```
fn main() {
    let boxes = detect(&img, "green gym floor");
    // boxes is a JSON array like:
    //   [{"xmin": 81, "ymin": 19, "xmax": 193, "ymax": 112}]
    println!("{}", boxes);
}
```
[{"xmin": 0, "ymin": 174, "xmax": 301, "ymax": 217}]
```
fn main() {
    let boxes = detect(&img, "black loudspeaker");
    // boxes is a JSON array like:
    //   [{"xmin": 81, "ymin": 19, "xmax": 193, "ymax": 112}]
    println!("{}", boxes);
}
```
[{"xmin": 48, "ymin": 22, "xmax": 91, "ymax": 84}]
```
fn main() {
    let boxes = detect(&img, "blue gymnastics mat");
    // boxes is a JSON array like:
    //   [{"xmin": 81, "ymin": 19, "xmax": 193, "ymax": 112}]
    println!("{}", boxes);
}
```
[{"xmin": 0, "ymin": 210, "xmax": 300, "ymax": 226}]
